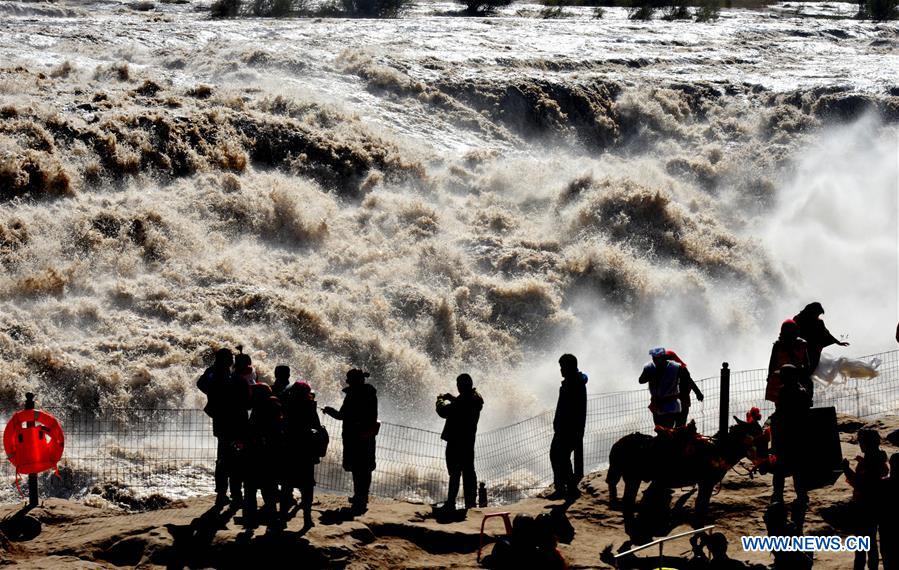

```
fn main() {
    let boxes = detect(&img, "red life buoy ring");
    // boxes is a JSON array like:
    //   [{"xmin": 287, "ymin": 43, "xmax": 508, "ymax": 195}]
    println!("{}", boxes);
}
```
[{"xmin": 3, "ymin": 409, "xmax": 65, "ymax": 478}]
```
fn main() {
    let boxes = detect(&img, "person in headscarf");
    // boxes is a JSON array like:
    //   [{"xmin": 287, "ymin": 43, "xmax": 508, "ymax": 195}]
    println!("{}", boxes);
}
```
[
  {"xmin": 665, "ymin": 350, "xmax": 703, "ymax": 427},
  {"xmin": 640, "ymin": 347, "xmax": 690, "ymax": 429}
]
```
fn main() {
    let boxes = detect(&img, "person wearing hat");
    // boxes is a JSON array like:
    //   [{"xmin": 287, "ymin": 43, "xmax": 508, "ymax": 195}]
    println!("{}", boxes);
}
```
[
  {"xmin": 323, "ymin": 369, "xmax": 379, "ymax": 514},
  {"xmin": 197, "ymin": 348, "xmax": 252, "ymax": 508},
  {"xmin": 639, "ymin": 347, "xmax": 689, "ymax": 429},
  {"xmin": 279, "ymin": 379, "xmax": 323, "ymax": 529},
  {"xmin": 793, "ymin": 302, "xmax": 849, "ymax": 380},
  {"xmin": 664, "ymin": 350, "xmax": 703, "ymax": 427}
]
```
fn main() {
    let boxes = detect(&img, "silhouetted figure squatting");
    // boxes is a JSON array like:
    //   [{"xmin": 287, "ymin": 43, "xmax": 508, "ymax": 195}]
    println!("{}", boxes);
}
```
[
  {"xmin": 665, "ymin": 350, "xmax": 704, "ymax": 427},
  {"xmin": 482, "ymin": 513, "xmax": 568, "ymax": 570},
  {"xmin": 770, "ymin": 364, "xmax": 811, "ymax": 530},
  {"xmin": 242, "ymin": 383, "xmax": 284, "ymax": 524},
  {"xmin": 880, "ymin": 453, "xmax": 899, "ymax": 570},
  {"xmin": 323, "ymin": 369, "xmax": 378, "ymax": 515},
  {"xmin": 766, "ymin": 319, "xmax": 811, "ymax": 404},
  {"xmin": 793, "ymin": 302, "xmax": 849, "ymax": 378},
  {"xmin": 683, "ymin": 532, "xmax": 710, "ymax": 570},
  {"xmin": 706, "ymin": 532, "xmax": 752, "ymax": 570},
  {"xmin": 640, "ymin": 347, "xmax": 690, "ymax": 428},
  {"xmin": 436, "ymin": 373, "xmax": 483, "ymax": 511},
  {"xmin": 548, "ymin": 354, "xmax": 587, "ymax": 502},
  {"xmin": 279, "ymin": 380, "xmax": 325, "ymax": 529},
  {"xmin": 197, "ymin": 348, "xmax": 251, "ymax": 507},
  {"xmin": 843, "ymin": 429, "xmax": 888, "ymax": 570}
]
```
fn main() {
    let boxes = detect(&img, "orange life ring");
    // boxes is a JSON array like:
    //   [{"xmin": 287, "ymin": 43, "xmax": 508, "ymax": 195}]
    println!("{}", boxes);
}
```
[{"xmin": 3, "ymin": 409, "xmax": 65, "ymax": 476}]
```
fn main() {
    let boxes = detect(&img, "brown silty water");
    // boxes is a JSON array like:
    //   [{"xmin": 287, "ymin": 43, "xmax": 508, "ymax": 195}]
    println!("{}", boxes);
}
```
[{"xmin": 0, "ymin": 0, "xmax": 897, "ymax": 430}]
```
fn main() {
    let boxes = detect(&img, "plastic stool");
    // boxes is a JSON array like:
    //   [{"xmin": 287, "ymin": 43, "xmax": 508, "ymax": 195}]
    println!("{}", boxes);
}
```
[{"xmin": 477, "ymin": 511, "xmax": 513, "ymax": 562}]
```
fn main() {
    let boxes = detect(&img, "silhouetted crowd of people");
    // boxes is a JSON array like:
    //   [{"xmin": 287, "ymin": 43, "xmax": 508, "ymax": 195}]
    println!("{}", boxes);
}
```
[
  {"xmin": 196, "ymin": 300, "xmax": 899, "ymax": 569},
  {"xmin": 197, "ymin": 348, "xmax": 375, "ymax": 528}
]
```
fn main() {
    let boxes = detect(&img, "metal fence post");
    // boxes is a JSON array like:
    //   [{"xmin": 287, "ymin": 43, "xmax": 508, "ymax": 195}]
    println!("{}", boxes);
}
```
[
  {"xmin": 718, "ymin": 363, "xmax": 730, "ymax": 437},
  {"xmin": 25, "ymin": 392, "xmax": 38, "ymax": 508}
]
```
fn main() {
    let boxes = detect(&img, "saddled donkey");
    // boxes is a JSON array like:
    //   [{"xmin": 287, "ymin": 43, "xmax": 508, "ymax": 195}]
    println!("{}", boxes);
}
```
[{"xmin": 606, "ymin": 417, "xmax": 769, "ymax": 525}]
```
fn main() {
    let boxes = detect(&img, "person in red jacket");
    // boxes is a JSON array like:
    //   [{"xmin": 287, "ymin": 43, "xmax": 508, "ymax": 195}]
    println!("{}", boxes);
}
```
[{"xmin": 766, "ymin": 319, "xmax": 811, "ymax": 404}]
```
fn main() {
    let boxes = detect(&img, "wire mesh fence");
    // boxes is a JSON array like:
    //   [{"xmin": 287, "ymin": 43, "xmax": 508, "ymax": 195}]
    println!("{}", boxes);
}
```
[{"xmin": 1, "ymin": 350, "xmax": 896, "ymax": 507}]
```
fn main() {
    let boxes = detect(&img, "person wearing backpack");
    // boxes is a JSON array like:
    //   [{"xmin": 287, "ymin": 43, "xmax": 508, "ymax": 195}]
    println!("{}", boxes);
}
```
[{"xmin": 279, "ymin": 380, "xmax": 326, "ymax": 529}]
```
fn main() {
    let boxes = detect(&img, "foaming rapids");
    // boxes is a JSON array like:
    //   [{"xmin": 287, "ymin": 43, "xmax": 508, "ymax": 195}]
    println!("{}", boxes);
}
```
[{"xmin": 0, "ymin": 4, "xmax": 897, "ymax": 430}]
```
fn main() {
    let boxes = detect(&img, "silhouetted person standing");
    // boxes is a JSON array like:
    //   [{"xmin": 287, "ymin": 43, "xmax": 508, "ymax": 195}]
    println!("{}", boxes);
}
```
[
  {"xmin": 770, "ymin": 364, "xmax": 812, "ymax": 530},
  {"xmin": 640, "ymin": 347, "xmax": 687, "ymax": 428},
  {"xmin": 548, "ymin": 354, "xmax": 587, "ymax": 502},
  {"xmin": 436, "ymin": 373, "xmax": 483, "ymax": 511},
  {"xmin": 793, "ymin": 302, "xmax": 849, "ymax": 377},
  {"xmin": 280, "ymin": 380, "xmax": 323, "ymax": 529},
  {"xmin": 197, "ymin": 348, "xmax": 251, "ymax": 507},
  {"xmin": 843, "ymin": 429, "xmax": 888, "ymax": 570},
  {"xmin": 764, "ymin": 502, "xmax": 813, "ymax": 570},
  {"xmin": 242, "ymin": 383, "xmax": 284, "ymax": 525},
  {"xmin": 323, "ymin": 369, "xmax": 378, "ymax": 514}
]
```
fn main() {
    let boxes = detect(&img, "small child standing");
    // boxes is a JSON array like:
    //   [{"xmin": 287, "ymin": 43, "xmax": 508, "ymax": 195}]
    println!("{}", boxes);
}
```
[{"xmin": 843, "ymin": 429, "xmax": 889, "ymax": 570}]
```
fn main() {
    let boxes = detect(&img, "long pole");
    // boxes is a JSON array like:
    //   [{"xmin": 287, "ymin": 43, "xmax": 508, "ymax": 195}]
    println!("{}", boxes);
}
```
[
  {"xmin": 719, "ymin": 363, "xmax": 730, "ymax": 438},
  {"xmin": 25, "ymin": 392, "xmax": 38, "ymax": 508}
]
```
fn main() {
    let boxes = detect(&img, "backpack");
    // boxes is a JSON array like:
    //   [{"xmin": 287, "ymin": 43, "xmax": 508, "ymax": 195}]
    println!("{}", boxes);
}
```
[{"xmin": 311, "ymin": 424, "xmax": 329, "ymax": 458}]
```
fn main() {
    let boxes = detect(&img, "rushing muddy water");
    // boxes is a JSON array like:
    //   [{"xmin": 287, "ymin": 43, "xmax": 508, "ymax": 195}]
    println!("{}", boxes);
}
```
[{"xmin": 0, "ymin": 1, "xmax": 896, "ymax": 426}]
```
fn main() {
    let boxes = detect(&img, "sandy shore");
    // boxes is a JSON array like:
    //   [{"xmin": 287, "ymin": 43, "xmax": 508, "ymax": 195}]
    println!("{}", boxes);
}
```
[{"xmin": 0, "ymin": 413, "xmax": 896, "ymax": 569}]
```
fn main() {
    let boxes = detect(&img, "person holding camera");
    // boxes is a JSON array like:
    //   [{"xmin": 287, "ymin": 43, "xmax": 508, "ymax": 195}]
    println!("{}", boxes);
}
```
[{"xmin": 436, "ymin": 373, "xmax": 484, "ymax": 512}]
